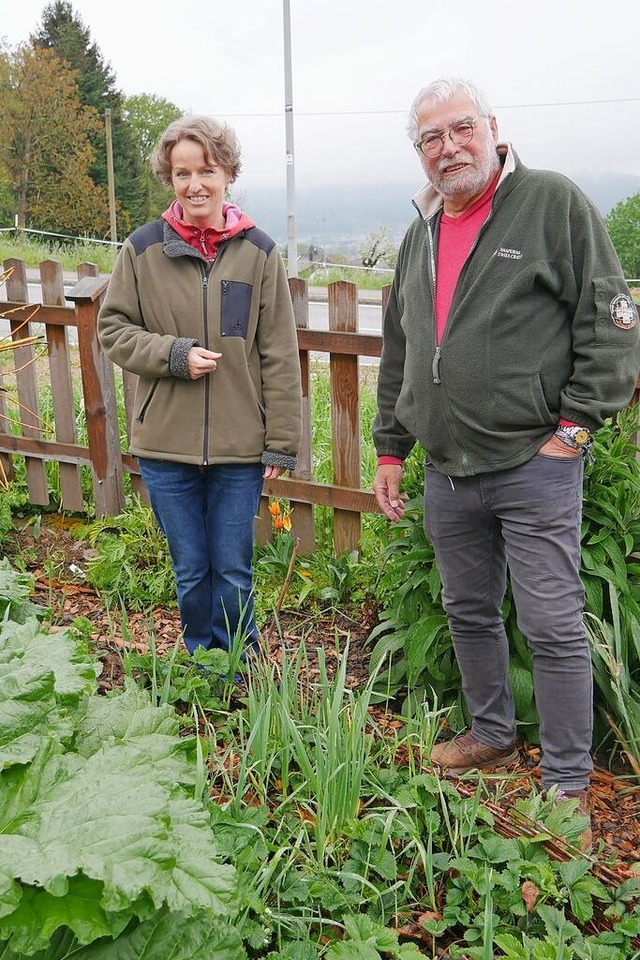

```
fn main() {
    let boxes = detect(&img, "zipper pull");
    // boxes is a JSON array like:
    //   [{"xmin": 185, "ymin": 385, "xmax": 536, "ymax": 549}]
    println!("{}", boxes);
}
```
[{"xmin": 432, "ymin": 345, "xmax": 442, "ymax": 384}]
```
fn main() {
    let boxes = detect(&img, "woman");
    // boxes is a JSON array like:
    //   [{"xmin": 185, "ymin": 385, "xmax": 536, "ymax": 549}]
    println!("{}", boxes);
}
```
[{"xmin": 98, "ymin": 115, "xmax": 302, "ymax": 656}]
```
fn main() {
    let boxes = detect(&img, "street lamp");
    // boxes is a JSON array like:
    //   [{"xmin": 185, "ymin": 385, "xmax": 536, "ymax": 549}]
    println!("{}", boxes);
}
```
[{"xmin": 282, "ymin": 0, "xmax": 297, "ymax": 278}]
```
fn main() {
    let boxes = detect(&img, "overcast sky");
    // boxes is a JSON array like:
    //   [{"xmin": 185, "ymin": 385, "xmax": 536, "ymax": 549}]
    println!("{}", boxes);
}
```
[{"xmin": 3, "ymin": 0, "xmax": 640, "ymax": 199}]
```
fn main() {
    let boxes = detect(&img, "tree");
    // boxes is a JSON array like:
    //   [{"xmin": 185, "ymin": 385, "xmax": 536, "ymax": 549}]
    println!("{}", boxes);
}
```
[
  {"xmin": 32, "ymin": 1, "xmax": 146, "ymax": 233},
  {"xmin": 606, "ymin": 192, "xmax": 640, "ymax": 280},
  {"xmin": 0, "ymin": 43, "xmax": 110, "ymax": 236},
  {"xmin": 124, "ymin": 94, "xmax": 182, "ymax": 162},
  {"xmin": 0, "ymin": 45, "xmax": 14, "ymax": 225},
  {"xmin": 358, "ymin": 227, "xmax": 398, "ymax": 270},
  {"xmin": 124, "ymin": 93, "xmax": 182, "ymax": 222}
]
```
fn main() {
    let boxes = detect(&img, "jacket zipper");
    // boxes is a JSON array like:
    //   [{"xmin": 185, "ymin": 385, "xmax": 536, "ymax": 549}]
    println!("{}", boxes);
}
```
[
  {"xmin": 136, "ymin": 380, "xmax": 159, "ymax": 422},
  {"xmin": 197, "ymin": 243, "xmax": 229, "ymax": 465},
  {"xmin": 432, "ymin": 345, "xmax": 442, "ymax": 384},
  {"xmin": 200, "ymin": 263, "xmax": 211, "ymax": 465},
  {"xmin": 426, "ymin": 220, "xmax": 441, "ymax": 384}
]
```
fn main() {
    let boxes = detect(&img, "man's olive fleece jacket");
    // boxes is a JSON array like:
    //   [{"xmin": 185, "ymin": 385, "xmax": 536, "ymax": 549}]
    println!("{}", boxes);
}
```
[{"xmin": 373, "ymin": 144, "xmax": 640, "ymax": 476}]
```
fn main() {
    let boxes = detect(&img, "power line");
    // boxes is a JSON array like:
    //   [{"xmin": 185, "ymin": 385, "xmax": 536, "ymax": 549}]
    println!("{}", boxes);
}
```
[
  {"xmin": 495, "ymin": 96, "xmax": 640, "ymax": 110},
  {"xmin": 213, "ymin": 96, "xmax": 640, "ymax": 119},
  {"xmin": 20, "ymin": 95, "xmax": 640, "ymax": 123}
]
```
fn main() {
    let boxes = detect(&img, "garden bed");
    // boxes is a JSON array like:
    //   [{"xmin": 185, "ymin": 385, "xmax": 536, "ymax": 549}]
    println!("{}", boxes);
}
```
[{"xmin": 4, "ymin": 516, "xmax": 639, "ymax": 885}]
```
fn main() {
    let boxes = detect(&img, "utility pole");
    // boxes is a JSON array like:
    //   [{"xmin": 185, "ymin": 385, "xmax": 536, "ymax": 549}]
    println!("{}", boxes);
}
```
[
  {"xmin": 104, "ymin": 108, "xmax": 118, "ymax": 246},
  {"xmin": 282, "ymin": 0, "xmax": 298, "ymax": 277}
]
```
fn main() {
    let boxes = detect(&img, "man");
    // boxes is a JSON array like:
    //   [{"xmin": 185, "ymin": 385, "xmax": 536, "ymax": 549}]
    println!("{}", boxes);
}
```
[{"xmin": 372, "ymin": 76, "xmax": 640, "ymax": 840}]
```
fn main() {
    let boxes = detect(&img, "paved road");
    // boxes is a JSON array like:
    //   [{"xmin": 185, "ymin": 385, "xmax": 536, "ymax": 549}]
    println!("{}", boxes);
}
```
[{"xmin": 2, "ymin": 279, "xmax": 385, "ymax": 358}]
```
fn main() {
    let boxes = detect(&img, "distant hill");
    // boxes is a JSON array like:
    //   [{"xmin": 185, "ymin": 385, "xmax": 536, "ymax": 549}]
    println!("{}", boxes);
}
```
[
  {"xmin": 239, "ymin": 173, "xmax": 640, "ymax": 254},
  {"xmin": 240, "ymin": 182, "xmax": 420, "ymax": 252}
]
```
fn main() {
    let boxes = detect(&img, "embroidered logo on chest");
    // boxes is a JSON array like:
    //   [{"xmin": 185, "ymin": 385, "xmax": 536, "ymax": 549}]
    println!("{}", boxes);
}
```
[{"xmin": 494, "ymin": 247, "xmax": 523, "ymax": 261}]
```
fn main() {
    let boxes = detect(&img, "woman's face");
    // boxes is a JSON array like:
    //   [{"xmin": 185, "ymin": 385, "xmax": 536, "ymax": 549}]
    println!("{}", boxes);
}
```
[{"xmin": 170, "ymin": 138, "xmax": 230, "ymax": 227}]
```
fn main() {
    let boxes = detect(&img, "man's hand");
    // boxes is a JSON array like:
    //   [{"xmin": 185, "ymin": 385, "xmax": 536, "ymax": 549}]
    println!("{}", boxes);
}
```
[
  {"xmin": 187, "ymin": 346, "xmax": 222, "ymax": 380},
  {"xmin": 373, "ymin": 463, "xmax": 405, "ymax": 521},
  {"xmin": 538, "ymin": 434, "xmax": 581, "ymax": 458}
]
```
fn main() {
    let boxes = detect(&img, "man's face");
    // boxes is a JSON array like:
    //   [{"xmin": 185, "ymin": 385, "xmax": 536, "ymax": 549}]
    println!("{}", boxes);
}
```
[{"xmin": 415, "ymin": 91, "xmax": 500, "ymax": 204}]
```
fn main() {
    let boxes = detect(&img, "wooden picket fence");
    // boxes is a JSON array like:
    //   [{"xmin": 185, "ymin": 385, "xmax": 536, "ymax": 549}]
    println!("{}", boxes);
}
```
[
  {"xmin": 2, "ymin": 257, "xmax": 638, "ymax": 557},
  {"xmin": 0, "ymin": 258, "xmax": 388, "ymax": 555}
]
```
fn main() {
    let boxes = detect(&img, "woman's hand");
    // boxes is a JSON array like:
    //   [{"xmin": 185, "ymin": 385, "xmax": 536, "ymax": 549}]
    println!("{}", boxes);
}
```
[
  {"xmin": 263, "ymin": 465, "xmax": 285, "ymax": 481},
  {"xmin": 187, "ymin": 346, "xmax": 222, "ymax": 380}
]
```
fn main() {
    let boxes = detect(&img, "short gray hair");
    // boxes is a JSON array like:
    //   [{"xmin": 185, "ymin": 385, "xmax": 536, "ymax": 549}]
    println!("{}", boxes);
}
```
[
  {"xmin": 407, "ymin": 77, "xmax": 494, "ymax": 143},
  {"xmin": 151, "ymin": 115, "xmax": 242, "ymax": 185}
]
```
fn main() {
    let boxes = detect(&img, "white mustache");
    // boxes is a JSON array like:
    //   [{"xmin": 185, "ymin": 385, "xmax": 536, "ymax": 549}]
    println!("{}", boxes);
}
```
[{"xmin": 438, "ymin": 152, "xmax": 474, "ymax": 173}]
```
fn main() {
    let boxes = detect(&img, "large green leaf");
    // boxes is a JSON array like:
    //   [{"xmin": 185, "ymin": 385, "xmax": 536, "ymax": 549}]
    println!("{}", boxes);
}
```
[
  {"xmin": 77, "ymin": 681, "xmax": 179, "ymax": 749},
  {"xmin": 0, "ymin": 739, "xmax": 238, "ymax": 952},
  {"xmin": 404, "ymin": 614, "xmax": 449, "ymax": 684},
  {"xmin": 0, "ymin": 876, "xmax": 134, "ymax": 954},
  {"xmin": 508, "ymin": 659, "xmax": 534, "ymax": 720},
  {"xmin": 0, "ymin": 619, "xmax": 99, "ymax": 703},
  {"xmin": 0, "ymin": 560, "xmax": 43, "ymax": 624},
  {"xmin": 0, "ymin": 666, "xmax": 63, "ymax": 770},
  {"xmin": 0, "ymin": 619, "xmax": 99, "ymax": 770},
  {"xmin": 74, "ymin": 909, "xmax": 246, "ymax": 959}
]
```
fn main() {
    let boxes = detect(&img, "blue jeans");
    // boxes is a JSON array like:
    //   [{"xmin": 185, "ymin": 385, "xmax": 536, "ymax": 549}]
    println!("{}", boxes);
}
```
[
  {"xmin": 423, "ymin": 453, "xmax": 593, "ymax": 792},
  {"xmin": 138, "ymin": 458, "xmax": 264, "ymax": 654}
]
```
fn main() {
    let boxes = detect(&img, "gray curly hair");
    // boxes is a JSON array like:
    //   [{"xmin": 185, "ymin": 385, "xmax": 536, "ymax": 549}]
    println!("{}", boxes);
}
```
[{"xmin": 407, "ymin": 77, "xmax": 494, "ymax": 143}]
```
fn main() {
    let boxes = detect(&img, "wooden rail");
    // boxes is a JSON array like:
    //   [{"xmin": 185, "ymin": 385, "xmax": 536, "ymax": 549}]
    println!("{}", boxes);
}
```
[{"xmin": 0, "ymin": 258, "xmax": 388, "ymax": 554}]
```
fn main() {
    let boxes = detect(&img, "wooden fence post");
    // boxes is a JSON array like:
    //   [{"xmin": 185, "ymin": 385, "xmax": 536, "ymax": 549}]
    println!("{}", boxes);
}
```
[
  {"xmin": 328, "ymin": 280, "xmax": 361, "ymax": 553},
  {"xmin": 256, "ymin": 278, "xmax": 316, "ymax": 553},
  {"xmin": 66, "ymin": 265, "xmax": 125, "ymax": 517},
  {"xmin": 40, "ymin": 259, "xmax": 84, "ymax": 512},
  {"xmin": 0, "ymin": 264, "xmax": 14, "ymax": 485},
  {"xmin": 289, "ymin": 277, "xmax": 315, "ymax": 554},
  {"xmin": 3, "ymin": 257, "xmax": 48, "ymax": 505}
]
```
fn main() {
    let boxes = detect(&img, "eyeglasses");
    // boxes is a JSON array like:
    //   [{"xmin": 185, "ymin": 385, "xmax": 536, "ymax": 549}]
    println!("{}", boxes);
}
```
[{"xmin": 414, "ymin": 116, "xmax": 484, "ymax": 158}]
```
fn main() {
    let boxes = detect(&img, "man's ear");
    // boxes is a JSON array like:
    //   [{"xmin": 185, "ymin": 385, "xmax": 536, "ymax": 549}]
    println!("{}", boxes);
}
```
[{"xmin": 489, "ymin": 115, "xmax": 499, "ymax": 142}]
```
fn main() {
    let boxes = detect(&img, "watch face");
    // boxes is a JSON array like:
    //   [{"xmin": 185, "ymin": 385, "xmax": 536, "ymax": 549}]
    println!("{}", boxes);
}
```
[{"xmin": 572, "ymin": 428, "xmax": 590, "ymax": 445}]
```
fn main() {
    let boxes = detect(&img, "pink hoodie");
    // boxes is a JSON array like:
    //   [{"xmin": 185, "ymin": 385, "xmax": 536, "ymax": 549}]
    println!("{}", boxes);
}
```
[{"xmin": 162, "ymin": 200, "xmax": 255, "ymax": 261}]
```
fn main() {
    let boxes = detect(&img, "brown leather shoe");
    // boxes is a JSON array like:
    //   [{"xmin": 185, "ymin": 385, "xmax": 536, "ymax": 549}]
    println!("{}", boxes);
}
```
[
  {"xmin": 556, "ymin": 789, "xmax": 592, "ymax": 853},
  {"xmin": 430, "ymin": 729, "xmax": 519, "ymax": 775}
]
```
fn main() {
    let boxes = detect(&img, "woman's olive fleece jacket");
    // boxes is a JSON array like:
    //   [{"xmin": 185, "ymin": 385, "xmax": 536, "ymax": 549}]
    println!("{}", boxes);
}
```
[
  {"xmin": 373, "ymin": 144, "xmax": 640, "ymax": 476},
  {"xmin": 98, "ymin": 220, "xmax": 302, "ymax": 470}
]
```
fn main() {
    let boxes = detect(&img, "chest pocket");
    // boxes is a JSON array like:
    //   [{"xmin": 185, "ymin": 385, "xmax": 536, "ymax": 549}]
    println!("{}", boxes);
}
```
[{"xmin": 220, "ymin": 280, "xmax": 252, "ymax": 339}]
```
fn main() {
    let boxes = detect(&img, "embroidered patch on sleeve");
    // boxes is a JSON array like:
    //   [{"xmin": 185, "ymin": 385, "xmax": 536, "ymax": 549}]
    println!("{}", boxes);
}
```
[{"xmin": 610, "ymin": 294, "xmax": 638, "ymax": 329}]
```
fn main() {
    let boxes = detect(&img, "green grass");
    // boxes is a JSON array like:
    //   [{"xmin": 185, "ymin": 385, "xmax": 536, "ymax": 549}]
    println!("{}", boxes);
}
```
[
  {"xmin": 0, "ymin": 234, "xmax": 119, "ymax": 274},
  {"xmin": 299, "ymin": 264, "xmax": 393, "ymax": 291}
]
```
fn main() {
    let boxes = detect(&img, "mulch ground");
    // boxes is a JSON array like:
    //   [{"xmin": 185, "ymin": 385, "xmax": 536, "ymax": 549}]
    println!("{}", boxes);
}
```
[{"xmin": 4, "ymin": 519, "xmax": 640, "ymax": 894}]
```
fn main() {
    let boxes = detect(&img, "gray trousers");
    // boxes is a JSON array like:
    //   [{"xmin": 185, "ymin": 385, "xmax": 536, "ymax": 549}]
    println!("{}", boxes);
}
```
[{"xmin": 423, "ymin": 453, "xmax": 593, "ymax": 791}]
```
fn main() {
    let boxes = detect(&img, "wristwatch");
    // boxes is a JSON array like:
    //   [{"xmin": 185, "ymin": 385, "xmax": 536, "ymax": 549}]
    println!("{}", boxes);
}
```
[{"xmin": 554, "ymin": 425, "xmax": 592, "ymax": 450}]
